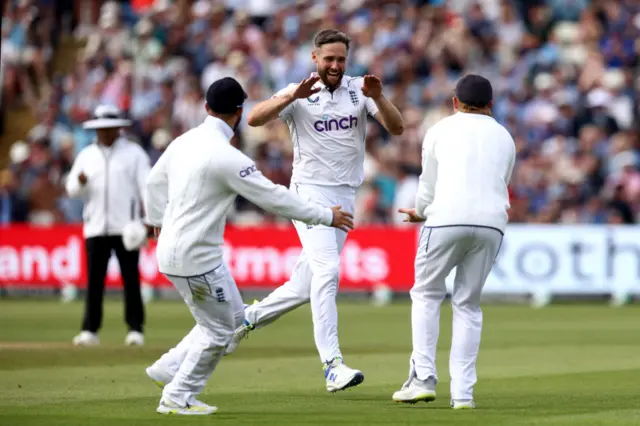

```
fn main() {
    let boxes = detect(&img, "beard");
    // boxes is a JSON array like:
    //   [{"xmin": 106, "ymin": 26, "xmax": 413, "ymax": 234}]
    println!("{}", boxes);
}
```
[{"xmin": 318, "ymin": 67, "xmax": 343, "ymax": 89}]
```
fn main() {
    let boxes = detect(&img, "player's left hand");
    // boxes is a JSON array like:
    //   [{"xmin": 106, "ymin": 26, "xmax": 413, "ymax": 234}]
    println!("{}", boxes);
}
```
[
  {"xmin": 398, "ymin": 208, "xmax": 425, "ymax": 223},
  {"xmin": 361, "ymin": 75, "xmax": 383, "ymax": 100}
]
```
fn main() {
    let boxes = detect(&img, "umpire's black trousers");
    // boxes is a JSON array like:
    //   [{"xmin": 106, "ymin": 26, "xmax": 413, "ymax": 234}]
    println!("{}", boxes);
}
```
[{"xmin": 82, "ymin": 236, "xmax": 144, "ymax": 333}]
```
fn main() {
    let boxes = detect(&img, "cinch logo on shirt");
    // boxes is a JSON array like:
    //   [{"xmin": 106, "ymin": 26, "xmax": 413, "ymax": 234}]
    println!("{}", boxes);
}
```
[
  {"xmin": 313, "ymin": 115, "xmax": 358, "ymax": 132},
  {"xmin": 239, "ymin": 165, "xmax": 257, "ymax": 178}
]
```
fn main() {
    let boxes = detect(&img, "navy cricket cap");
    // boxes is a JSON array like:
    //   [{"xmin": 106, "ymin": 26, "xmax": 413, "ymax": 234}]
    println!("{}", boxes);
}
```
[
  {"xmin": 454, "ymin": 74, "xmax": 493, "ymax": 108},
  {"xmin": 205, "ymin": 77, "xmax": 248, "ymax": 114}
]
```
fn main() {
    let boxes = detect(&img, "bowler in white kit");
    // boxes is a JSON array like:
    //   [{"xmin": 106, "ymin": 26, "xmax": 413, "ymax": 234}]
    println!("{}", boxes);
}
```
[
  {"xmin": 394, "ymin": 74, "xmax": 515, "ymax": 409},
  {"xmin": 142, "ymin": 77, "xmax": 354, "ymax": 415},
  {"xmin": 224, "ymin": 29, "xmax": 404, "ymax": 392}
]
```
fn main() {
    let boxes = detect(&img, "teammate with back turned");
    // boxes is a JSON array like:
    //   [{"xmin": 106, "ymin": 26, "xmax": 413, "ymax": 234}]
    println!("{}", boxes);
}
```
[
  {"xmin": 142, "ymin": 77, "xmax": 355, "ymax": 415},
  {"xmin": 224, "ymin": 29, "xmax": 405, "ymax": 393},
  {"xmin": 394, "ymin": 74, "xmax": 516, "ymax": 410}
]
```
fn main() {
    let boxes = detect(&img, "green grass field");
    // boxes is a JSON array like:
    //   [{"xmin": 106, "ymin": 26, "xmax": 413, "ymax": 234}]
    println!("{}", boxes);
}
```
[{"xmin": 1, "ymin": 299, "xmax": 639, "ymax": 425}]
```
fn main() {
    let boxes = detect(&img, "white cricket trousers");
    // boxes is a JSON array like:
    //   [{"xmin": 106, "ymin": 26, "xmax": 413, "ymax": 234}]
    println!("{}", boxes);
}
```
[
  {"xmin": 410, "ymin": 225, "xmax": 503, "ymax": 401},
  {"xmin": 244, "ymin": 183, "xmax": 355, "ymax": 363},
  {"xmin": 156, "ymin": 263, "xmax": 245, "ymax": 406}
]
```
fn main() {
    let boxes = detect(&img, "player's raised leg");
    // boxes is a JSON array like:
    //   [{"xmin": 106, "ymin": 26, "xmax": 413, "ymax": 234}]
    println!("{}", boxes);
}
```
[
  {"xmin": 225, "ymin": 251, "xmax": 313, "ymax": 355},
  {"xmin": 226, "ymin": 186, "xmax": 353, "ymax": 364},
  {"xmin": 449, "ymin": 227, "xmax": 502, "ymax": 410},
  {"xmin": 393, "ymin": 227, "xmax": 464, "ymax": 404},
  {"xmin": 247, "ymin": 252, "xmax": 312, "ymax": 329}
]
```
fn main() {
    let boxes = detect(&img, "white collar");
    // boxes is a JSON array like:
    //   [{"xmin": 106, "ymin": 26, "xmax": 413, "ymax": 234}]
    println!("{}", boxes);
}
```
[
  {"xmin": 96, "ymin": 136, "xmax": 125, "ymax": 150},
  {"xmin": 203, "ymin": 116, "xmax": 235, "ymax": 141}
]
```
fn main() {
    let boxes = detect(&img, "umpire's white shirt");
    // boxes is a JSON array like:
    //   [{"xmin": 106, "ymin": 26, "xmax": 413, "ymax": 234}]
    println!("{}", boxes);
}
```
[
  {"xmin": 144, "ymin": 116, "xmax": 334, "ymax": 277},
  {"xmin": 65, "ymin": 137, "xmax": 151, "ymax": 238},
  {"xmin": 273, "ymin": 75, "xmax": 379, "ymax": 188},
  {"xmin": 416, "ymin": 112, "xmax": 516, "ymax": 232}
]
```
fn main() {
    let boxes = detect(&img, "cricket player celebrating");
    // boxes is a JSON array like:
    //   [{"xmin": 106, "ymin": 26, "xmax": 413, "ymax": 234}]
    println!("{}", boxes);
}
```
[
  {"xmin": 143, "ymin": 77, "xmax": 354, "ymax": 415},
  {"xmin": 225, "ymin": 29, "xmax": 404, "ymax": 392},
  {"xmin": 393, "ymin": 75, "xmax": 515, "ymax": 409}
]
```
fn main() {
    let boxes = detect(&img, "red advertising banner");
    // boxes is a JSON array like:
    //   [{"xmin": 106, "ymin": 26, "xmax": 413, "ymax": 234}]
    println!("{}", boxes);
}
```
[{"xmin": 0, "ymin": 225, "xmax": 418, "ymax": 291}]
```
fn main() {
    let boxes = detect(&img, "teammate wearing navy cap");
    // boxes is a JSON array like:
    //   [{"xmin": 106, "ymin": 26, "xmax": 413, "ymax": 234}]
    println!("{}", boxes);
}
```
[
  {"xmin": 393, "ymin": 74, "xmax": 516, "ymax": 409},
  {"xmin": 142, "ymin": 77, "xmax": 354, "ymax": 415}
]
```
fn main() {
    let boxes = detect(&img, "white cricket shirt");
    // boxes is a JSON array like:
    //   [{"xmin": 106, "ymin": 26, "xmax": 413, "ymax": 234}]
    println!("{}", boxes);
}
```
[
  {"xmin": 416, "ymin": 112, "xmax": 516, "ymax": 232},
  {"xmin": 273, "ymin": 75, "xmax": 379, "ymax": 188},
  {"xmin": 144, "ymin": 116, "xmax": 334, "ymax": 277}
]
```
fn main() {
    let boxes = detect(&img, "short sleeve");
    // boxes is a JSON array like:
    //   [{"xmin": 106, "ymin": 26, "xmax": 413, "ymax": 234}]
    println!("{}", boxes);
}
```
[
  {"xmin": 353, "ymin": 78, "xmax": 378, "ymax": 117},
  {"xmin": 365, "ymin": 96, "xmax": 379, "ymax": 117},
  {"xmin": 272, "ymin": 83, "xmax": 298, "ymax": 118}
]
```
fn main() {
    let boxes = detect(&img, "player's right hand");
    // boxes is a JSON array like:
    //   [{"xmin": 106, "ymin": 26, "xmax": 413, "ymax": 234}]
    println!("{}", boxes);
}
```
[
  {"xmin": 398, "ymin": 207, "xmax": 426, "ymax": 223},
  {"xmin": 78, "ymin": 172, "xmax": 88, "ymax": 185},
  {"xmin": 292, "ymin": 76, "xmax": 321, "ymax": 99},
  {"xmin": 330, "ymin": 205, "xmax": 354, "ymax": 232}
]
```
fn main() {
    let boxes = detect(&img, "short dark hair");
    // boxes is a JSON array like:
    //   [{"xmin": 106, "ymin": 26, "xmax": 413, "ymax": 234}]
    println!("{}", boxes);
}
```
[
  {"xmin": 314, "ymin": 29, "xmax": 350, "ymax": 51},
  {"xmin": 454, "ymin": 74, "xmax": 493, "ymax": 108}
]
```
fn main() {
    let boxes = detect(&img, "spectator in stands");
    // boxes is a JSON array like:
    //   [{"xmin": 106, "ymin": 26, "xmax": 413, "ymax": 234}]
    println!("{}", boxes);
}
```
[
  {"xmin": 2, "ymin": 0, "xmax": 53, "ymax": 110},
  {"xmin": 0, "ymin": 168, "xmax": 29, "ymax": 224}
]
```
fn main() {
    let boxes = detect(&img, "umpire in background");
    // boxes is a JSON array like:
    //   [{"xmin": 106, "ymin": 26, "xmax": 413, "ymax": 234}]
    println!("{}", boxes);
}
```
[{"xmin": 65, "ymin": 105, "xmax": 152, "ymax": 347}]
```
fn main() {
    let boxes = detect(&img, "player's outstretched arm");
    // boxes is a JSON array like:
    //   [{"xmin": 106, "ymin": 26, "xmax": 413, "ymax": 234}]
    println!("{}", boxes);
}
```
[
  {"xmin": 246, "ymin": 94, "xmax": 295, "ymax": 127},
  {"xmin": 247, "ymin": 76, "xmax": 321, "ymax": 127},
  {"xmin": 221, "ymin": 151, "xmax": 353, "ymax": 232}
]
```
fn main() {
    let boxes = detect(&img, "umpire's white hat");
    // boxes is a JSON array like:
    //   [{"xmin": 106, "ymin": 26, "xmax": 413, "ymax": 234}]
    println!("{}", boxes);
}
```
[{"xmin": 82, "ymin": 105, "xmax": 133, "ymax": 130}]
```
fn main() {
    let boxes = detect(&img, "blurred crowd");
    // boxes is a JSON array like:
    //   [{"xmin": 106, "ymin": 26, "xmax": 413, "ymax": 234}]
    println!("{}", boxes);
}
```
[{"xmin": 1, "ymin": 0, "xmax": 640, "ymax": 227}]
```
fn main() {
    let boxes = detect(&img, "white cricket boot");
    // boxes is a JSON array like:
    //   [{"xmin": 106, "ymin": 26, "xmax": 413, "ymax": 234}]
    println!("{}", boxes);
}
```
[
  {"xmin": 324, "ymin": 357, "xmax": 364, "ymax": 392},
  {"xmin": 451, "ymin": 399, "xmax": 475, "ymax": 409},
  {"xmin": 392, "ymin": 373, "xmax": 437, "ymax": 404},
  {"xmin": 145, "ymin": 364, "xmax": 173, "ymax": 389},
  {"xmin": 72, "ymin": 331, "xmax": 100, "ymax": 347},
  {"xmin": 224, "ymin": 319, "xmax": 254, "ymax": 355},
  {"xmin": 224, "ymin": 303, "xmax": 255, "ymax": 355},
  {"xmin": 156, "ymin": 397, "xmax": 218, "ymax": 416},
  {"xmin": 125, "ymin": 331, "xmax": 144, "ymax": 346}
]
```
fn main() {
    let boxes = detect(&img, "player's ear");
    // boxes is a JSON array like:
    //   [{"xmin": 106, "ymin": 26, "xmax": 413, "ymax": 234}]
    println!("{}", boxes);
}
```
[
  {"xmin": 312, "ymin": 48, "xmax": 317, "ymax": 64},
  {"xmin": 452, "ymin": 96, "xmax": 458, "ymax": 111}
]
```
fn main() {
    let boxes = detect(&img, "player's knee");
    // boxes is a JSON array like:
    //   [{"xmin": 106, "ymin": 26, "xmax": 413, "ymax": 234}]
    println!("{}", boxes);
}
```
[
  {"xmin": 200, "ymin": 323, "xmax": 234, "ymax": 347},
  {"xmin": 451, "ymin": 287, "xmax": 483, "ymax": 309},
  {"xmin": 314, "ymin": 259, "xmax": 340, "ymax": 280},
  {"xmin": 451, "ymin": 298, "xmax": 481, "ymax": 311},
  {"xmin": 410, "ymin": 284, "xmax": 446, "ymax": 302}
]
